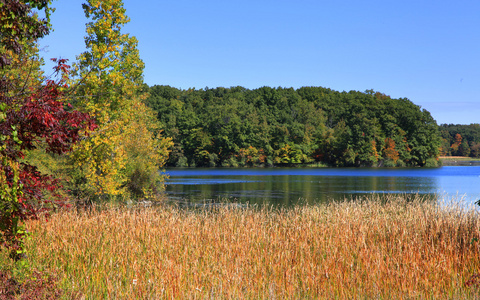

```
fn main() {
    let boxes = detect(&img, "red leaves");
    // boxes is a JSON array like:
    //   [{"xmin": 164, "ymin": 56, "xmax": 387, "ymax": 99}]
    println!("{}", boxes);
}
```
[
  {"xmin": 17, "ymin": 80, "xmax": 96, "ymax": 154},
  {"xmin": 1, "ymin": 60, "xmax": 96, "ymax": 221},
  {"xmin": 51, "ymin": 58, "xmax": 70, "ymax": 74}
]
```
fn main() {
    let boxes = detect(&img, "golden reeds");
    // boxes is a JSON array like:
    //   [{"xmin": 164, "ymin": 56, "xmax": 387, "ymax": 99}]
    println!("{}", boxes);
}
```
[{"xmin": 17, "ymin": 195, "xmax": 480, "ymax": 298}]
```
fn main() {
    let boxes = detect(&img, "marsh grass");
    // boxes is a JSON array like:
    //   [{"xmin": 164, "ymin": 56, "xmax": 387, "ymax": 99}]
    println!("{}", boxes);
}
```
[{"xmin": 7, "ymin": 195, "xmax": 480, "ymax": 299}]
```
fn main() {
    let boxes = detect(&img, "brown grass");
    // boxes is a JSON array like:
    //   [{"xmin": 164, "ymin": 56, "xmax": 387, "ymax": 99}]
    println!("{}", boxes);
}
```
[
  {"xmin": 16, "ymin": 195, "xmax": 480, "ymax": 299},
  {"xmin": 440, "ymin": 156, "xmax": 480, "ymax": 161}
]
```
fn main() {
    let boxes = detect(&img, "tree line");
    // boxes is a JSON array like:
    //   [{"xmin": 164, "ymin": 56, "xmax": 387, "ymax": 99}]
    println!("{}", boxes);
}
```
[
  {"xmin": 145, "ymin": 85, "xmax": 442, "ymax": 168},
  {"xmin": 439, "ymin": 124, "xmax": 480, "ymax": 157}
]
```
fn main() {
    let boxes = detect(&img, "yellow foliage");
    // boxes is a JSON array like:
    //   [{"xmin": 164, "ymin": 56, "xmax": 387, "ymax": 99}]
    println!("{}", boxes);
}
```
[
  {"xmin": 68, "ymin": 0, "xmax": 172, "ymax": 200},
  {"xmin": 0, "ymin": 43, "xmax": 44, "ymax": 99}
]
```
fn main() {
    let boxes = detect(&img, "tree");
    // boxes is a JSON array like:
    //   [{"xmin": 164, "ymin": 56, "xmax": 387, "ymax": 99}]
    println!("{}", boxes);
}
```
[
  {"xmin": 450, "ymin": 133, "xmax": 462, "ymax": 156},
  {"xmin": 471, "ymin": 142, "xmax": 480, "ymax": 158},
  {"xmin": 407, "ymin": 110, "xmax": 440, "ymax": 166},
  {"xmin": 382, "ymin": 137, "xmax": 399, "ymax": 166},
  {"xmin": 458, "ymin": 137, "xmax": 471, "ymax": 157},
  {"xmin": 0, "ymin": 0, "xmax": 51, "ymax": 68},
  {"xmin": 1, "ymin": 1, "xmax": 94, "ymax": 259},
  {"xmin": 69, "ymin": 0, "xmax": 172, "ymax": 200},
  {"xmin": 237, "ymin": 146, "xmax": 266, "ymax": 166}
]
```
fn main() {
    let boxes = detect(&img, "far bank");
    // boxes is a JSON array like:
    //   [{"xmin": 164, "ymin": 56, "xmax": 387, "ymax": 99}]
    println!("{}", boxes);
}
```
[{"xmin": 440, "ymin": 156, "xmax": 480, "ymax": 166}]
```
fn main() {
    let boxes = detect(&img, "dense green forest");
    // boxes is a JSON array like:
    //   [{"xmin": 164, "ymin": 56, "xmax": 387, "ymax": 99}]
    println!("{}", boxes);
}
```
[
  {"xmin": 145, "ymin": 85, "xmax": 441, "ymax": 168},
  {"xmin": 439, "ymin": 124, "xmax": 480, "ymax": 157}
]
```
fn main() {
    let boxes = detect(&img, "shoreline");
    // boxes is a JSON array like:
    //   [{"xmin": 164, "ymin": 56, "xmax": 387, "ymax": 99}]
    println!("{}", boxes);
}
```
[{"xmin": 439, "ymin": 156, "xmax": 480, "ymax": 166}]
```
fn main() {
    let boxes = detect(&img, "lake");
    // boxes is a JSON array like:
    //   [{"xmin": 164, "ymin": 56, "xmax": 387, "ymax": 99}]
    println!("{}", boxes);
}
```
[{"xmin": 163, "ymin": 166, "xmax": 480, "ymax": 207}]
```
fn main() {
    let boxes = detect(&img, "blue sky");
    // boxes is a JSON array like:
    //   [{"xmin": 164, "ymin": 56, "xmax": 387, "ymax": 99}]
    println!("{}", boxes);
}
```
[{"xmin": 39, "ymin": 0, "xmax": 480, "ymax": 125}]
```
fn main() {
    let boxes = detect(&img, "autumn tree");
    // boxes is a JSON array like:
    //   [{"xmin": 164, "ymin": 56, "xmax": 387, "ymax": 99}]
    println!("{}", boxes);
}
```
[
  {"xmin": 382, "ymin": 137, "xmax": 399, "ymax": 166},
  {"xmin": 238, "ymin": 146, "xmax": 266, "ymax": 166},
  {"xmin": 1, "ymin": 0, "xmax": 94, "ymax": 259},
  {"xmin": 450, "ymin": 133, "xmax": 462, "ymax": 156},
  {"xmin": 69, "ymin": 0, "xmax": 172, "ymax": 200}
]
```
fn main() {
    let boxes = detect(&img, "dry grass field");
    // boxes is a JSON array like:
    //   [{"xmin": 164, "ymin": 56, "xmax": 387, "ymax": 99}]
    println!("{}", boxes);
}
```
[{"xmin": 3, "ymin": 195, "xmax": 480, "ymax": 299}]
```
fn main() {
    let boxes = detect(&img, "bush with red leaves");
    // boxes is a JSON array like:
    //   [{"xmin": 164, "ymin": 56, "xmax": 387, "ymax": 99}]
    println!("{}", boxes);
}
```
[{"xmin": 0, "ymin": 59, "xmax": 96, "ymax": 259}]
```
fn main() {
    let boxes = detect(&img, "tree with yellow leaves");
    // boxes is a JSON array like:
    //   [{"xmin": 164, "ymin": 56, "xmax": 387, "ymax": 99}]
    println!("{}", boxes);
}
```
[{"xmin": 69, "ymin": 0, "xmax": 172, "ymax": 201}]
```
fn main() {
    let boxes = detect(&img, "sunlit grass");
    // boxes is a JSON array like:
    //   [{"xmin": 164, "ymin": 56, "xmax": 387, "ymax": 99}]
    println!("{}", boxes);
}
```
[{"xmin": 10, "ymin": 195, "xmax": 480, "ymax": 298}]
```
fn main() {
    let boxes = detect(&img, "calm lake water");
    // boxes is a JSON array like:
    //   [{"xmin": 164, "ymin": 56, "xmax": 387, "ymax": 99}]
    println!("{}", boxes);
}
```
[{"xmin": 164, "ymin": 166, "xmax": 480, "ymax": 207}]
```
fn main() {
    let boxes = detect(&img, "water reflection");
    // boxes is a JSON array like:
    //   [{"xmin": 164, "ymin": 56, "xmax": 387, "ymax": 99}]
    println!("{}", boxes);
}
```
[{"xmin": 162, "ymin": 167, "xmax": 471, "ymax": 207}]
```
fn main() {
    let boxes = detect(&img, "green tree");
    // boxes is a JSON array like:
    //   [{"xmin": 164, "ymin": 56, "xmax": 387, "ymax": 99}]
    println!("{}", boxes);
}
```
[{"xmin": 145, "ymin": 86, "xmax": 441, "ymax": 168}]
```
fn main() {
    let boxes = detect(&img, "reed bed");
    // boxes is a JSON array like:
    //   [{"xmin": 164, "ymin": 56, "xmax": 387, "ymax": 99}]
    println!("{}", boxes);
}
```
[{"xmin": 18, "ymin": 195, "xmax": 480, "ymax": 299}]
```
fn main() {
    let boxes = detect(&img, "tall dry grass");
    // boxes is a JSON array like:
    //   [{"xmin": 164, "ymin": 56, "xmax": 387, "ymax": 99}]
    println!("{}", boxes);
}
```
[{"xmin": 19, "ymin": 195, "xmax": 480, "ymax": 299}]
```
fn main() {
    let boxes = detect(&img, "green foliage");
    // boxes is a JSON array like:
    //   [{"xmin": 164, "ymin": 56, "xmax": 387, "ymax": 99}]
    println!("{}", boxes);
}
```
[
  {"xmin": 424, "ymin": 157, "xmax": 441, "ymax": 168},
  {"xmin": 0, "ymin": 1, "xmax": 46, "ymax": 262},
  {"xmin": 440, "ymin": 124, "xmax": 480, "ymax": 157},
  {"xmin": 68, "ymin": 0, "xmax": 173, "ymax": 201},
  {"xmin": 0, "ymin": 0, "xmax": 52, "ymax": 68},
  {"xmin": 145, "ymin": 86, "xmax": 441, "ymax": 167},
  {"xmin": 0, "ymin": 155, "xmax": 24, "ymax": 259}
]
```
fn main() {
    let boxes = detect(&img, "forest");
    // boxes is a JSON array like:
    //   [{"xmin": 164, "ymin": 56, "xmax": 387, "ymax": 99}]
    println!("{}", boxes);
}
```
[
  {"xmin": 145, "ymin": 85, "xmax": 442, "ymax": 168},
  {"xmin": 439, "ymin": 124, "xmax": 480, "ymax": 157}
]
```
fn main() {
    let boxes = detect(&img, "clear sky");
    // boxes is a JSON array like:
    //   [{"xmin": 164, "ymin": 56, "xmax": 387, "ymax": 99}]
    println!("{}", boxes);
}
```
[{"xmin": 39, "ymin": 0, "xmax": 480, "ymax": 125}]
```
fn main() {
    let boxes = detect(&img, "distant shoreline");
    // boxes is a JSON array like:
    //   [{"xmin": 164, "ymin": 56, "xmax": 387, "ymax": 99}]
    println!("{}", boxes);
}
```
[{"xmin": 440, "ymin": 156, "xmax": 480, "ymax": 166}]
